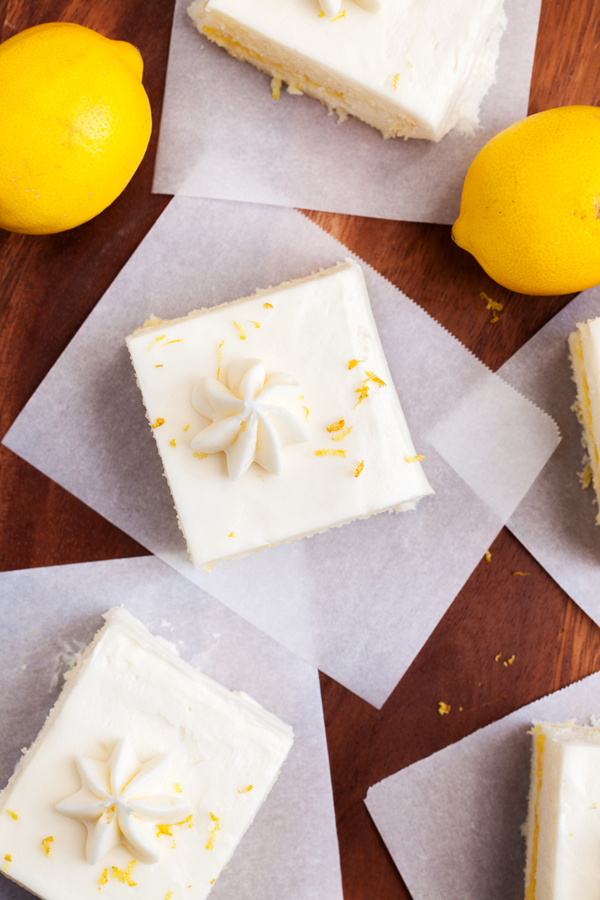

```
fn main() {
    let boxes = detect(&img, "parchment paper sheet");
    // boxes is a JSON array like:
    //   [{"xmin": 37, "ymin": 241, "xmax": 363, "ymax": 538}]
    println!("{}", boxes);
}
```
[
  {"xmin": 497, "ymin": 287, "xmax": 600, "ymax": 625},
  {"xmin": 152, "ymin": 0, "xmax": 541, "ymax": 223},
  {"xmin": 0, "ymin": 556, "xmax": 342, "ymax": 900},
  {"xmin": 365, "ymin": 671, "xmax": 600, "ymax": 900},
  {"xmin": 3, "ymin": 197, "xmax": 559, "ymax": 707}
]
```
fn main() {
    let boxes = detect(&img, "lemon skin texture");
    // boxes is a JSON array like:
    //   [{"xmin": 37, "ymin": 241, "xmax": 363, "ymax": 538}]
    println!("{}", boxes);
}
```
[
  {"xmin": 0, "ymin": 22, "xmax": 152, "ymax": 235},
  {"xmin": 452, "ymin": 106, "xmax": 600, "ymax": 296}
]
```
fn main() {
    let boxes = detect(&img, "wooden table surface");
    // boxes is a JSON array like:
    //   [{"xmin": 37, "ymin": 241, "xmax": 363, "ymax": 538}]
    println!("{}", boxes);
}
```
[{"xmin": 1, "ymin": 1, "xmax": 600, "ymax": 897}]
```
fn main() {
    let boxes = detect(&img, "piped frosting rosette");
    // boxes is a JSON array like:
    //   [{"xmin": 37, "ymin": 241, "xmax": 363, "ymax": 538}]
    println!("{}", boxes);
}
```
[
  {"xmin": 190, "ymin": 358, "xmax": 309, "ymax": 480},
  {"xmin": 318, "ymin": 0, "xmax": 382, "ymax": 17}
]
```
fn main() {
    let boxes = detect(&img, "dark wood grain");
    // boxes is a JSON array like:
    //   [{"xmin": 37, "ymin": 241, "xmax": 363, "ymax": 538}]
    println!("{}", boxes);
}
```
[{"xmin": 2, "ymin": 2, "xmax": 600, "ymax": 899}]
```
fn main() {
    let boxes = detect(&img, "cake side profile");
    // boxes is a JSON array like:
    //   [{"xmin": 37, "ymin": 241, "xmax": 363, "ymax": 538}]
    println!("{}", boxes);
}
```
[
  {"xmin": 126, "ymin": 260, "xmax": 433, "ymax": 569},
  {"xmin": 187, "ymin": 0, "xmax": 506, "ymax": 141},
  {"xmin": 524, "ymin": 721, "xmax": 600, "ymax": 900},
  {"xmin": 0, "ymin": 608, "xmax": 293, "ymax": 900},
  {"xmin": 568, "ymin": 319, "xmax": 600, "ymax": 522}
]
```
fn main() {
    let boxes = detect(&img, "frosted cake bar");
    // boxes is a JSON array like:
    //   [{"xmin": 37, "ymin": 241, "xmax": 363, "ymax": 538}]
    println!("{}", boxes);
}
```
[
  {"xmin": 524, "ymin": 721, "xmax": 600, "ymax": 900},
  {"xmin": 188, "ymin": 0, "xmax": 506, "ymax": 141},
  {"xmin": 0, "ymin": 608, "xmax": 293, "ymax": 900},
  {"xmin": 569, "ymin": 318, "xmax": 600, "ymax": 522},
  {"xmin": 126, "ymin": 260, "xmax": 433, "ymax": 569}
]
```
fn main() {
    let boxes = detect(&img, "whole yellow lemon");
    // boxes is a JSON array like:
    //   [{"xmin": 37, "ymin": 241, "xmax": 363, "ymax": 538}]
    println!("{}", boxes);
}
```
[
  {"xmin": 0, "ymin": 22, "xmax": 152, "ymax": 235},
  {"xmin": 452, "ymin": 106, "xmax": 600, "ymax": 296}
]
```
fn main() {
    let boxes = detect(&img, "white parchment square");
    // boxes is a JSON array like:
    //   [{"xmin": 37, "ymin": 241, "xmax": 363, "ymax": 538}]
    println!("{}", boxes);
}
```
[
  {"xmin": 0, "ymin": 556, "xmax": 342, "ymax": 900},
  {"xmin": 365, "ymin": 671, "xmax": 600, "ymax": 900},
  {"xmin": 2, "ymin": 196, "xmax": 559, "ymax": 707},
  {"xmin": 152, "ymin": 0, "xmax": 541, "ymax": 223},
  {"xmin": 497, "ymin": 288, "xmax": 600, "ymax": 622}
]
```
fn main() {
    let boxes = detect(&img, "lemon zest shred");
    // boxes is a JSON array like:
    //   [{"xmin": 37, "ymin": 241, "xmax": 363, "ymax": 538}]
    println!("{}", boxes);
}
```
[
  {"xmin": 217, "ymin": 339, "xmax": 225, "ymax": 380},
  {"xmin": 238, "ymin": 785, "xmax": 254, "ymax": 793},
  {"xmin": 354, "ymin": 381, "xmax": 369, "ymax": 407},
  {"xmin": 194, "ymin": 452, "xmax": 208, "ymax": 460},
  {"xmin": 170, "ymin": 439, "xmax": 177, "ymax": 447},
  {"xmin": 42, "ymin": 836, "xmax": 54, "ymax": 857},
  {"xmin": 365, "ymin": 370, "xmax": 386, "ymax": 387},
  {"xmin": 98, "ymin": 868, "xmax": 108, "ymax": 890},
  {"xmin": 331, "ymin": 9, "xmax": 345, "ymax": 19},
  {"xmin": 438, "ymin": 701, "xmax": 451, "ymax": 715},
  {"xmin": 404, "ymin": 455, "xmax": 424, "ymax": 463},
  {"xmin": 234, "ymin": 321, "xmax": 246, "ymax": 340},
  {"xmin": 206, "ymin": 812, "xmax": 221, "ymax": 850},
  {"xmin": 5, "ymin": 811, "xmax": 17, "ymax": 820},
  {"xmin": 326, "ymin": 418, "xmax": 345, "ymax": 432},
  {"xmin": 332, "ymin": 426, "xmax": 353, "ymax": 442},
  {"xmin": 315, "ymin": 449, "xmax": 346, "ymax": 458},
  {"xmin": 485, "ymin": 550, "xmax": 492, "ymax": 563},
  {"xmin": 264, "ymin": 302, "xmax": 273, "ymax": 309},
  {"xmin": 174, "ymin": 783, "xmax": 182, "ymax": 793},
  {"xmin": 480, "ymin": 291, "xmax": 504, "ymax": 324},
  {"xmin": 152, "ymin": 417, "xmax": 165, "ymax": 429},
  {"xmin": 354, "ymin": 460, "xmax": 364, "ymax": 478},
  {"xmin": 111, "ymin": 861, "xmax": 137, "ymax": 886},
  {"xmin": 148, "ymin": 335, "xmax": 166, "ymax": 350}
]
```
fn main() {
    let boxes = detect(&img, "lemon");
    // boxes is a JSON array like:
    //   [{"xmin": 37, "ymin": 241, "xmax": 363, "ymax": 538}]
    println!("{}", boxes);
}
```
[
  {"xmin": 452, "ymin": 106, "xmax": 600, "ymax": 296},
  {"xmin": 0, "ymin": 22, "xmax": 152, "ymax": 235}
]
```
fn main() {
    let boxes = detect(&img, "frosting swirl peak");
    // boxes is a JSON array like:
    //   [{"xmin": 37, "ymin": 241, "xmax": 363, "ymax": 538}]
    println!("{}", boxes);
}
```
[{"xmin": 190, "ymin": 358, "xmax": 309, "ymax": 480}]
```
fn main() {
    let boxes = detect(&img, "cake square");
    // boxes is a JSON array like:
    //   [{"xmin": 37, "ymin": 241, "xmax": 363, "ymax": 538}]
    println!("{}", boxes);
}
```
[
  {"xmin": 0, "ymin": 608, "xmax": 293, "ymax": 900},
  {"xmin": 188, "ymin": 0, "xmax": 506, "ymax": 141},
  {"xmin": 524, "ymin": 721, "xmax": 600, "ymax": 900},
  {"xmin": 569, "ymin": 318, "xmax": 600, "ymax": 522},
  {"xmin": 126, "ymin": 259, "xmax": 433, "ymax": 570}
]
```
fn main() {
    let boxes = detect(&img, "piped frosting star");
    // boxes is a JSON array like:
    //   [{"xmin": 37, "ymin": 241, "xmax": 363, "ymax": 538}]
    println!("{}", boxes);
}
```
[
  {"xmin": 190, "ymin": 358, "xmax": 309, "ymax": 480},
  {"xmin": 319, "ymin": 0, "xmax": 382, "ymax": 17},
  {"xmin": 55, "ymin": 738, "xmax": 192, "ymax": 865}
]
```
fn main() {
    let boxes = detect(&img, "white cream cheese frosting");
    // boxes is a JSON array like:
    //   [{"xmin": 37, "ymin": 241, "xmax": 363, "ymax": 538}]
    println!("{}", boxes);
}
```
[
  {"xmin": 524, "ymin": 721, "xmax": 600, "ymax": 899},
  {"xmin": 190, "ymin": 358, "xmax": 309, "ymax": 479},
  {"xmin": 126, "ymin": 260, "xmax": 433, "ymax": 570},
  {"xmin": 188, "ymin": 0, "xmax": 506, "ymax": 141},
  {"xmin": 0, "ymin": 608, "xmax": 293, "ymax": 900},
  {"xmin": 56, "ymin": 737, "xmax": 192, "ymax": 865},
  {"xmin": 569, "ymin": 318, "xmax": 600, "ymax": 522}
]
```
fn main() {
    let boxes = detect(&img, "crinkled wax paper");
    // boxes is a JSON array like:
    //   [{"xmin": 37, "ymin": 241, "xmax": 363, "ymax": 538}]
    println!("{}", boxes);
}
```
[
  {"xmin": 497, "ymin": 287, "xmax": 600, "ymax": 626},
  {"xmin": 0, "ymin": 556, "xmax": 342, "ymax": 900},
  {"xmin": 3, "ymin": 197, "xmax": 559, "ymax": 707},
  {"xmin": 365, "ymin": 670, "xmax": 600, "ymax": 900},
  {"xmin": 152, "ymin": 0, "xmax": 541, "ymax": 223}
]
